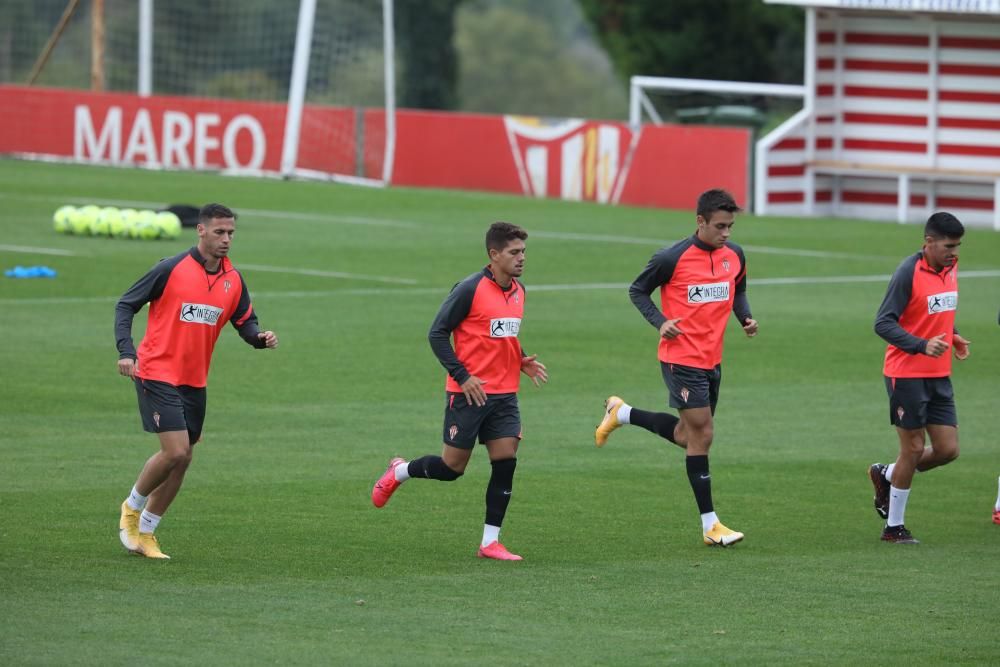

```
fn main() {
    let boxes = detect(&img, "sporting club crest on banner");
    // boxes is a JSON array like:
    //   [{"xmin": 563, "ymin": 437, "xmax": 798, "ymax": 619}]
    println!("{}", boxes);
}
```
[{"xmin": 504, "ymin": 116, "xmax": 635, "ymax": 204}]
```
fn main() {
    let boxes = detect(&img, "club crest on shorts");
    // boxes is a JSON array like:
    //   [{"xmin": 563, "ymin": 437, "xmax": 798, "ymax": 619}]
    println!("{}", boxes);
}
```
[
  {"xmin": 680, "ymin": 387, "xmax": 690, "ymax": 403},
  {"xmin": 152, "ymin": 411, "xmax": 160, "ymax": 428},
  {"xmin": 449, "ymin": 424, "xmax": 459, "ymax": 440},
  {"xmin": 896, "ymin": 406, "xmax": 905, "ymax": 422}
]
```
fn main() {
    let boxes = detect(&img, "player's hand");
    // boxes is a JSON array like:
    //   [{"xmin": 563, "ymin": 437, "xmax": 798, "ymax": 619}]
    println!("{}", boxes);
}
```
[
  {"xmin": 742, "ymin": 318, "xmax": 759, "ymax": 338},
  {"xmin": 659, "ymin": 318, "xmax": 684, "ymax": 339},
  {"xmin": 259, "ymin": 331, "xmax": 278, "ymax": 349},
  {"xmin": 520, "ymin": 354, "xmax": 548, "ymax": 387},
  {"xmin": 118, "ymin": 358, "xmax": 137, "ymax": 379},
  {"xmin": 924, "ymin": 333, "xmax": 949, "ymax": 357},
  {"xmin": 953, "ymin": 334, "xmax": 970, "ymax": 360},
  {"xmin": 460, "ymin": 376, "xmax": 488, "ymax": 407}
]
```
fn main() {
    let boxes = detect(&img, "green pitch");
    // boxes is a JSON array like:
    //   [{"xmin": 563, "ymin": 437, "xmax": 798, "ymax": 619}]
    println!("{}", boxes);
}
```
[{"xmin": 1, "ymin": 158, "xmax": 998, "ymax": 665}]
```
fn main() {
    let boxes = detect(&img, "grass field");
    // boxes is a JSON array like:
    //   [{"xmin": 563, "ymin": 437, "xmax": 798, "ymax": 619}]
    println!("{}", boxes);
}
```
[{"xmin": 1, "ymin": 157, "xmax": 999, "ymax": 665}]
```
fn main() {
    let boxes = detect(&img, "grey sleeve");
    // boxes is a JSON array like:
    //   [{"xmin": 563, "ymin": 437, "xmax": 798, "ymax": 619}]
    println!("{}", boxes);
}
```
[
  {"xmin": 428, "ymin": 277, "xmax": 478, "ymax": 386},
  {"xmin": 628, "ymin": 248, "xmax": 677, "ymax": 330},
  {"xmin": 229, "ymin": 275, "xmax": 267, "ymax": 349},
  {"xmin": 732, "ymin": 246, "xmax": 752, "ymax": 323},
  {"xmin": 874, "ymin": 261, "xmax": 926, "ymax": 354},
  {"xmin": 114, "ymin": 260, "xmax": 173, "ymax": 359}
]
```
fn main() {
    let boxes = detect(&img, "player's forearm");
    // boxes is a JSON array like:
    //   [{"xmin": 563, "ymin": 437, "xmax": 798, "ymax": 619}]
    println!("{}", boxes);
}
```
[
  {"xmin": 114, "ymin": 302, "xmax": 139, "ymax": 359},
  {"xmin": 237, "ymin": 320, "xmax": 267, "ymax": 348},
  {"xmin": 428, "ymin": 329, "xmax": 470, "ymax": 385},
  {"xmin": 628, "ymin": 286, "xmax": 667, "ymax": 330},
  {"xmin": 874, "ymin": 317, "xmax": 926, "ymax": 354},
  {"xmin": 732, "ymin": 292, "xmax": 752, "ymax": 323}
]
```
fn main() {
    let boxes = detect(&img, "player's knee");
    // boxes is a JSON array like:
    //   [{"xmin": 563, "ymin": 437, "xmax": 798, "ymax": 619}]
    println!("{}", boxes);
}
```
[
  {"xmin": 941, "ymin": 443, "xmax": 959, "ymax": 463},
  {"xmin": 164, "ymin": 446, "xmax": 192, "ymax": 468},
  {"xmin": 692, "ymin": 424, "xmax": 713, "ymax": 446}
]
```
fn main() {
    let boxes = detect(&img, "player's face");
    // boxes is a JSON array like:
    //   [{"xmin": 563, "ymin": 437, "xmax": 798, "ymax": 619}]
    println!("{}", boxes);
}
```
[
  {"xmin": 696, "ymin": 210, "xmax": 735, "ymax": 249},
  {"xmin": 924, "ymin": 235, "xmax": 961, "ymax": 270},
  {"xmin": 490, "ymin": 239, "xmax": 526, "ymax": 278},
  {"xmin": 198, "ymin": 217, "xmax": 236, "ymax": 258}
]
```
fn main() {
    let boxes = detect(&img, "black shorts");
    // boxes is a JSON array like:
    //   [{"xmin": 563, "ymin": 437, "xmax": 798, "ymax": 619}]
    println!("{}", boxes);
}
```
[
  {"xmin": 442, "ymin": 392, "xmax": 521, "ymax": 449},
  {"xmin": 662, "ymin": 362, "xmax": 721, "ymax": 414},
  {"xmin": 134, "ymin": 378, "xmax": 207, "ymax": 444},
  {"xmin": 884, "ymin": 376, "xmax": 957, "ymax": 430}
]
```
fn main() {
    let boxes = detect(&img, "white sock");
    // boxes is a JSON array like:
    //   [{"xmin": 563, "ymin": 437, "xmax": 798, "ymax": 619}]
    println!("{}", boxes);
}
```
[
  {"xmin": 995, "ymin": 476, "xmax": 1000, "ymax": 512},
  {"xmin": 887, "ymin": 486, "xmax": 909, "ymax": 527},
  {"xmin": 617, "ymin": 403, "xmax": 632, "ymax": 424},
  {"xmin": 884, "ymin": 463, "xmax": 895, "ymax": 483},
  {"xmin": 481, "ymin": 524, "xmax": 500, "ymax": 547},
  {"xmin": 126, "ymin": 486, "xmax": 147, "ymax": 511},
  {"xmin": 139, "ymin": 510, "xmax": 162, "ymax": 534},
  {"xmin": 393, "ymin": 460, "xmax": 410, "ymax": 483},
  {"xmin": 700, "ymin": 511, "xmax": 719, "ymax": 533}
]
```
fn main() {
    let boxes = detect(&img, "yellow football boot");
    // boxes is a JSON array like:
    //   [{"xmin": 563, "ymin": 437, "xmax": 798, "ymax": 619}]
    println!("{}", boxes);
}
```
[
  {"xmin": 119, "ymin": 501, "xmax": 141, "ymax": 553},
  {"xmin": 137, "ymin": 533, "xmax": 171, "ymax": 559},
  {"xmin": 595, "ymin": 396, "xmax": 625, "ymax": 447},
  {"xmin": 703, "ymin": 521, "xmax": 744, "ymax": 547}
]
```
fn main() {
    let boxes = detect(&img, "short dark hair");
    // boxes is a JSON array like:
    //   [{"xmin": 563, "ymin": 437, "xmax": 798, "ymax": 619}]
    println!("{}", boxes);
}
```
[
  {"xmin": 199, "ymin": 203, "xmax": 237, "ymax": 225},
  {"xmin": 485, "ymin": 221, "xmax": 527, "ymax": 254},
  {"xmin": 924, "ymin": 211, "xmax": 964, "ymax": 239},
  {"xmin": 696, "ymin": 189, "xmax": 741, "ymax": 221}
]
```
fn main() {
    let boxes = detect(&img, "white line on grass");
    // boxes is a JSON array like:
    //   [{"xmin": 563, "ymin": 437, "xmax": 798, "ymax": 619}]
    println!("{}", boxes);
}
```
[
  {"xmin": 0, "ymin": 244, "xmax": 78, "ymax": 256},
  {"xmin": 239, "ymin": 263, "xmax": 418, "ymax": 285},
  {"xmin": 0, "ymin": 193, "xmax": 417, "ymax": 229},
  {"xmin": 0, "ymin": 191, "xmax": 904, "ymax": 260},
  {"xmin": 241, "ymin": 209, "xmax": 417, "ymax": 229},
  {"xmin": 530, "ymin": 230, "xmax": 896, "ymax": 261},
  {"xmin": 5, "ymin": 270, "xmax": 998, "ymax": 306}
]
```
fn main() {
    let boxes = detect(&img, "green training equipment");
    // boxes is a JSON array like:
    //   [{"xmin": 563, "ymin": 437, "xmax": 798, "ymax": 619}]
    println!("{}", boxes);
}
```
[
  {"xmin": 155, "ymin": 211, "xmax": 183, "ymax": 240},
  {"xmin": 53, "ymin": 206, "xmax": 76, "ymax": 234}
]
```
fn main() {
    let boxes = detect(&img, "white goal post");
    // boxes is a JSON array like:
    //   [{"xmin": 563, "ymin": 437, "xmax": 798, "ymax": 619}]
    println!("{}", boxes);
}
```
[
  {"xmin": 135, "ymin": 0, "xmax": 396, "ymax": 186},
  {"xmin": 628, "ymin": 76, "xmax": 806, "ymax": 129},
  {"xmin": 628, "ymin": 76, "xmax": 807, "ymax": 210},
  {"xmin": 15, "ymin": 0, "xmax": 396, "ymax": 185}
]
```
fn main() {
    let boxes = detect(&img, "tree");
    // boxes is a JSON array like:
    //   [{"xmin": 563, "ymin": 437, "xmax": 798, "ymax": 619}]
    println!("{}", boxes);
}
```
[
  {"xmin": 580, "ymin": 0, "xmax": 803, "ymax": 85},
  {"xmin": 455, "ymin": 0, "xmax": 627, "ymax": 119},
  {"xmin": 395, "ymin": 0, "xmax": 462, "ymax": 110}
]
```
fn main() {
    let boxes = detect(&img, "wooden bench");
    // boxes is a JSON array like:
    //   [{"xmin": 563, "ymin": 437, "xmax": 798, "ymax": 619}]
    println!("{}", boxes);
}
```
[{"xmin": 807, "ymin": 160, "xmax": 1000, "ymax": 229}]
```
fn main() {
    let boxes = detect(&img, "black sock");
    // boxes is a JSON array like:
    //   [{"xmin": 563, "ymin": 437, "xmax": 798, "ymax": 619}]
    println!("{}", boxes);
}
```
[
  {"xmin": 686, "ymin": 455, "xmax": 714, "ymax": 514},
  {"xmin": 485, "ymin": 458, "xmax": 517, "ymax": 527},
  {"xmin": 407, "ymin": 455, "xmax": 462, "ymax": 481},
  {"xmin": 630, "ymin": 408, "xmax": 679, "ymax": 444}
]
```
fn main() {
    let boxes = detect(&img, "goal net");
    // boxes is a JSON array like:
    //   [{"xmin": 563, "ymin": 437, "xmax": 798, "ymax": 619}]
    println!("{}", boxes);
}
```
[{"xmin": 1, "ymin": 0, "xmax": 395, "ymax": 185}]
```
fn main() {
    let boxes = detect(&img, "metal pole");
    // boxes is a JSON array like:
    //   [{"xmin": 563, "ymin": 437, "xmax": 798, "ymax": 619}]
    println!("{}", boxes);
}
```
[
  {"xmin": 381, "ymin": 0, "xmax": 396, "ymax": 184},
  {"xmin": 138, "ymin": 0, "xmax": 153, "ymax": 96},
  {"xmin": 280, "ymin": 0, "xmax": 317, "ymax": 177},
  {"xmin": 27, "ymin": 0, "xmax": 81, "ymax": 85},
  {"xmin": 91, "ymin": 0, "xmax": 105, "ymax": 91}
]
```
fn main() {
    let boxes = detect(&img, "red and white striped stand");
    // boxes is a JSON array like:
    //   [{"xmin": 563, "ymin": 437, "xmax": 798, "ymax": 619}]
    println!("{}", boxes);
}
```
[{"xmin": 758, "ymin": 0, "xmax": 1000, "ymax": 229}]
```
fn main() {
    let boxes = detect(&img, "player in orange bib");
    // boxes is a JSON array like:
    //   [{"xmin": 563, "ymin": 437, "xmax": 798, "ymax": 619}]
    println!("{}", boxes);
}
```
[
  {"xmin": 370, "ymin": 222, "xmax": 547, "ymax": 561},
  {"xmin": 114, "ymin": 204, "xmax": 278, "ymax": 559},
  {"xmin": 868, "ymin": 212, "xmax": 970, "ymax": 544},
  {"xmin": 595, "ymin": 189, "xmax": 758, "ymax": 547}
]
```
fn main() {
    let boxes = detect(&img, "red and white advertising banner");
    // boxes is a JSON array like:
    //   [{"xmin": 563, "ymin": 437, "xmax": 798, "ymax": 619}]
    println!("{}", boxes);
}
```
[
  {"xmin": 503, "ymin": 116, "xmax": 631, "ymax": 203},
  {"xmin": 0, "ymin": 85, "xmax": 750, "ymax": 211}
]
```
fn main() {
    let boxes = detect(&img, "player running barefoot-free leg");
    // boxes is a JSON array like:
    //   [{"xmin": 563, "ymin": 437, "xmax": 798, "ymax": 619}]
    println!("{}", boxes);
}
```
[
  {"xmin": 596, "ymin": 189, "xmax": 757, "ymax": 548},
  {"xmin": 371, "ymin": 222, "xmax": 547, "ymax": 561},
  {"xmin": 870, "ymin": 212, "xmax": 968, "ymax": 544},
  {"xmin": 993, "ymin": 476, "xmax": 1000, "ymax": 525},
  {"xmin": 115, "ymin": 204, "xmax": 278, "ymax": 559}
]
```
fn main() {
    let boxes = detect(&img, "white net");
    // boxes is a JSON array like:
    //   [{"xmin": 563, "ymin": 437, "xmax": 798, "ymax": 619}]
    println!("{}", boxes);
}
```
[{"xmin": 0, "ymin": 0, "xmax": 393, "ymax": 183}]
